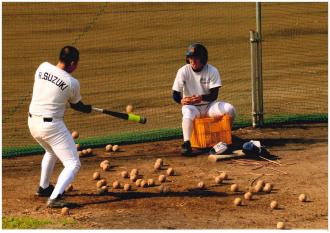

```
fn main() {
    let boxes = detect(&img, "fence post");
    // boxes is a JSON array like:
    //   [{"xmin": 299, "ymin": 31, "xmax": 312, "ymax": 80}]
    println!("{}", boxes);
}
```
[
  {"xmin": 256, "ymin": 2, "xmax": 264, "ymax": 126},
  {"xmin": 250, "ymin": 30, "xmax": 258, "ymax": 128}
]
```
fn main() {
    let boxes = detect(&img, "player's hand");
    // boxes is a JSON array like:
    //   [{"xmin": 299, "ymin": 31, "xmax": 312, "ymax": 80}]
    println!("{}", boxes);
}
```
[
  {"xmin": 181, "ymin": 97, "xmax": 191, "ymax": 105},
  {"xmin": 191, "ymin": 95, "xmax": 202, "ymax": 104}
]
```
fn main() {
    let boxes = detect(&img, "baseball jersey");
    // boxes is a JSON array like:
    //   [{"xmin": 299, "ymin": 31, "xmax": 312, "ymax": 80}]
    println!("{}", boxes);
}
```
[
  {"xmin": 29, "ymin": 62, "xmax": 81, "ymax": 118},
  {"xmin": 172, "ymin": 64, "xmax": 222, "ymax": 105}
]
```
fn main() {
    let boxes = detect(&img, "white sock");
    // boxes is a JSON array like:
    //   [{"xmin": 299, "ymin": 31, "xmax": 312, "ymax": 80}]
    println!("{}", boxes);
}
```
[
  {"xmin": 49, "ymin": 167, "xmax": 75, "ymax": 200},
  {"xmin": 182, "ymin": 118, "xmax": 193, "ymax": 142},
  {"xmin": 40, "ymin": 153, "xmax": 57, "ymax": 189}
]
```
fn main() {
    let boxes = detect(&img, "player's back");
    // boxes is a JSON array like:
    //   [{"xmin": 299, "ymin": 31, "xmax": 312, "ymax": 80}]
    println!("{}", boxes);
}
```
[{"xmin": 29, "ymin": 62, "xmax": 79, "ymax": 118}]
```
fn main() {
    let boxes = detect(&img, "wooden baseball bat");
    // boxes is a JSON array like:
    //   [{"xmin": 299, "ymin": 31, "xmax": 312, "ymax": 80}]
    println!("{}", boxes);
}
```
[{"xmin": 92, "ymin": 107, "xmax": 147, "ymax": 124}]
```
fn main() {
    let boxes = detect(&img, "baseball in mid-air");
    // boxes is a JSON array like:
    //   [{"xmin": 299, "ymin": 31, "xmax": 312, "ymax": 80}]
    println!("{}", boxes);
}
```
[
  {"xmin": 71, "ymin": 131, "xmax": 79, "ymax": 139},
  {"xmin": 126, "ymin": 105, "xmax": 133, "ymax": 113},
  {"xmin": 230, "ymin": 184, "xmax": 239, "ymax": 192},
  {"xmin": 299, "ymin": 194, "xmax": 307, "ymax": 202},
  {"xmin": 270, "ymin": 200, "xmax": 278, "ymax": 209},
  {"xmin": 93, "ymin": 172, "xmax": 101, "ymax": 180},
  {"xmin": 234, "ymin": 197, "xmax": 242, "ymax": 206}
]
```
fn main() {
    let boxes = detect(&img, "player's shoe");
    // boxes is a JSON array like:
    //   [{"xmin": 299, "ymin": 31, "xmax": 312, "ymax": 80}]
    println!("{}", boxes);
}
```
[
  {"xmin": 181, "ymin": 141, "xmax": 193, "ymax": 156},
  {"xmin": 35, "ymin": 184, "xmax": 54, "ymax": 197},
  {"xmin": 47, "ymin": 194, "xmax": 70, "ymax": 208}
]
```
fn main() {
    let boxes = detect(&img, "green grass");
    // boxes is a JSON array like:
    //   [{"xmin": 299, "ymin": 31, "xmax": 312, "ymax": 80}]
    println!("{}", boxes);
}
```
[{"xmin": 2, "ymin": 216, "xmax": 76, "ymax": 229}]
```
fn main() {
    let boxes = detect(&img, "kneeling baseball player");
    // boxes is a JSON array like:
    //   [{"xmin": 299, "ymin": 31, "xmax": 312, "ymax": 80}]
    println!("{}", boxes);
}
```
[
  {"xmin": 28, "ymin": 46, "xmax": 91, "ymax": 208},
  {"xmin": 172, "ymin": 43, "xmax": 236, "ymax": 156}
]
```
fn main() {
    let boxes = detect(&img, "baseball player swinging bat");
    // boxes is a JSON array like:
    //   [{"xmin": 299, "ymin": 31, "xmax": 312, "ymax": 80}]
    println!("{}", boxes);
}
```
[{"xmin": 92, "ymin": 107, "xmax": 147, "ymax": 124}]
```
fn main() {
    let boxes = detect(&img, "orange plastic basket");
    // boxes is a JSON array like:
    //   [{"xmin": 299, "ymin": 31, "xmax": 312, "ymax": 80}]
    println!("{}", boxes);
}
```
[{"xmin": 190, "ymin": 115, "xmax": 232, "ymax": 148}]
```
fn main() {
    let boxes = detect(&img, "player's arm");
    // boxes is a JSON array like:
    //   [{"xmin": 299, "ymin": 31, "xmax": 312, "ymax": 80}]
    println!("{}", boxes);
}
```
[
  {"xmin": 172, "ymin": 90, "xmax": 182, "ymax": 104},
  {"xmin": 201, "ymin": 87, "xmax": 219, "ymax": 102},
  {"xmin": 70, "ymin": 101, "xmax": 92, "ymax": 113}
]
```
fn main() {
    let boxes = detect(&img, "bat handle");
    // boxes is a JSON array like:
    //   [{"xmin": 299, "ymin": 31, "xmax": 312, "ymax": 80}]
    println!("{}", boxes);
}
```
[{"xmin": 92, "ymin": 106, "xmax": 103, "ymax": 113}]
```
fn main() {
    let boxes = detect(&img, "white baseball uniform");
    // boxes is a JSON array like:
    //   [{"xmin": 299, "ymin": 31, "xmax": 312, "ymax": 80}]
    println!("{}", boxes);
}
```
[
  {"xmin": 172, "ymin": 64, "xmax": 236, "ymax": 141},
  {"xmin": 28, "ymin": 62, "xmax": 81, "ymax": 200}
]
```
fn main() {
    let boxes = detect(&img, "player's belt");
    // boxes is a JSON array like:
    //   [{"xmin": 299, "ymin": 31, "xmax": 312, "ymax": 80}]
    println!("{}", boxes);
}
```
[{"xmin": 28, "ymin": 113, "xmax": 53, "ymax": 122}]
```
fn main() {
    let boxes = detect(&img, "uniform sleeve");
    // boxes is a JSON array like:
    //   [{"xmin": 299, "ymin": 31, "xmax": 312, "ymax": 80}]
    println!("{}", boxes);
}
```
[
  {"xmin": 69, "ymin": 79, "xmax": 82, "ymax": 104},
  {"xmin": 209, "ymin": 68, "xmax": 222, "ymax": 89},
  {"xmin": 172, "ymin": 68, "xmax": 185, "ymax": 92}
]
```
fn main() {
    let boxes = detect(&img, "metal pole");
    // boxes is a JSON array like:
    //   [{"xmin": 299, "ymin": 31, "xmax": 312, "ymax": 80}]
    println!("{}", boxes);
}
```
[
  {"xmin": 250, "ymin": 30, "xmax": 258, "ymax": 128},
  {"xmin": 256, "ymin": 2, "xmax": 264, "ymax": 126}
]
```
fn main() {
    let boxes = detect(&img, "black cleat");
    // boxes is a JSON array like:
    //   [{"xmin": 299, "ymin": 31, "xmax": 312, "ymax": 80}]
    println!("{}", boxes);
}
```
[
  {"xmin": 47, "ymin": 195, "xmax": 70, "ymax": 208},
  {"xmin": 181, "ymin": 141, "xmax": 193, "ymax": 156},
  {"xmin": 35, "ymin": 184, "xmax": 54, "ymax": 197}
]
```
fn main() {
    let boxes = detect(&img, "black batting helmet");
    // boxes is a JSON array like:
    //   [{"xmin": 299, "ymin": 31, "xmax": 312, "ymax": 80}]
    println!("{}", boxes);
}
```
[{"xmin": 185, "ymin": 43, "xmax": 208, "ymax": 65}]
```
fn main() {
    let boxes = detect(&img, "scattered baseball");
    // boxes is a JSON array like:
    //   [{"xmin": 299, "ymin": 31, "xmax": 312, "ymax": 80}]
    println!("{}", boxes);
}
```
[
  {"xmin": 147, "ymin": 178, "xmax": 155, "ymax": 187},
  {"xmin": 101, "ymin": 163, "xmax": 110, "ymax": 171},
  {"xmin": 105, "ymin": 144, "xmax": 112, "ymax": 152},
  {"xmin": 98, "ymin": 185, "xmax": 108, "ymax": 195},
  {"xmin": 124, "ymin": 183, "xmax": 131, "ymax": 191},
  {"xmin": 126, "ymin": 105, "xmax": 133, "ymax": 113},
  {"xmin": 86, "ymin": 148, "xmax": 92, "ymax": 154},
  {"xmin": 61, "ymin": 207, "xmax": 70, "ymax": 215},
  {"xmin": 234, "ymin": 197, "xmax": 242, "ymax": 206},
  {"xmin": 154, "ymin": 162, "xmax": 162, "ymax": 170},
  {"xmin": 82, "ymin": 149, "xmax": 89, "ymax": 156},
  {"xmin": 158, "ymin": 175, "xmax": 166, "ymax": 183},
  {"xmin": 256, "ymin": 180, "xmax": 265, "ymax": 187},
  {"xmin": 65, "ymin": 184, "xmax": 73, "ymax": 192},
  {"xmin": 96, "ymin": 179, "xmax": 107, "ymax": 188},
  {"xmin": 230, "ymin": 184, "xmax": 239, "ymax": 192},
  {"xmin": 78, "ymin": 151, "xmax": 83, "ymax": 157},
  {"xmin": 254, "ymin": 183, "xmax": 263, "ymax": 193},
  {"xmin": 277, "ymin": 221, "xmax": 285, "ymax": 229},
  {"xmin": 263, "ymin": 183, "xmax": 273, "ymax": 193},
  {"xmin": 270, "ymin": 200, "xmax": 278, "ymax": 209},
  {"xmin": 299, "ymin": 194, "xmax": 307, "ymax": 202},
  {"xmin": 135, "ymin": 179, "xmax": 142, "ymax": 187},
  {"xmin": 112, "ymin": 181, "xmax": 120, "ymax": 189},
  {"xmin": 166, "ymin": 167, "xmax": 174, "ymax": 176},
  {"xmin": 76, "ymin": 144, "xmax": 80, "ymax": 150},
  {"xmin": 130, "ymin": 174, "xmax": 138, "ymax": 182},
  {"xmin": 100, "ymin": 160, "xmax": 110, "ymax": 168},
  {"xmin": 71, "ymin": 131, "xmax": 79, "ymax": 139},
  {"xmin": 121, "ymin": 171, "xmax": 129, "ymax": 178},
  {"xmin": 112, "ymin": 145, "xmax": 119, "ymax": 152},
  {"xmin": 156, "ymin": 158, "xmax": 163, "ymax": 166},
  {"xmin": 198, "ymin": 181, "xmax": 205, "ymax": 190},
  {"xmin": 140, "ymin": 180, "xmax": 148, "ymax": 188},
  {"xmin": 215, "ymin": 176, "xmax": 224, "ymax": 184},
  {"xmin": 220, "ymin": 172, "xmax": 228, "ymax": 180},
  {"xmin": 244, "ymin": 192, "xmax": 253, "ymax": 200},
  {"xmin": 130, "ymin": 169, "xmax": 139, "ymax": 177},
  {"xmin": 93, "ymin": 172, "xmax": 101, "ymax": 180}
]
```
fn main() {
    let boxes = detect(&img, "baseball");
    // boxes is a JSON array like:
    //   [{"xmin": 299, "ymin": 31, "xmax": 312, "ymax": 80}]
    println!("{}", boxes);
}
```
[
  {"xmin": 277, "ymin": 222, "xmax": 285, "ymax": 229},
  {"xmin": 98, "ymin": 185, "xmax": 108, "ymax": 195},
  {"xmin": 263, "ymin": 183, "xmax": 273, "ymax": 193},
  {"xmin": 244, "ymin": 192, "xmax": 253, "ymax": 200},
  {"xmin": 71, "ymin": 131, "xmax": 79, "ymax": 139},
  {"xmin": 198, "ymin": 181, "xmax": 205, "ymax": 189},
  {"xmin": 256, "ymin": 180, "xmax": 265, "ymax": 187},
  {"xmin": 220, "ymin": 172, "xmax": 228, "ymax": 180},
  {"xmin": 254, "ymin": 183, "xmax": 263, "ymax": 193},
  {"xmin": 147, "ymin": 178, "xmax": 155, "ymax": 187},
  {"xmin": 61, "ymin": 207, "xmax": 70, "ymax": 215},
  {"xmin": 230, "ymin": 184, "xmax": 239, "ymax": 192},
  {"xmin": 270, "ymin": 200, "xmax": 278, "ymax": 209},
  {"xmin": 86, "ymin": 148, "xmax": 92, "ymax": 154},
  {"xmin": 215, "ymin": 176, "xmax": 224, "ymax": 184},
  {"xmin": 234, "ymin": 197, "xmax": 242, "ymax": 206},
  {"xmin": 76, "ymin": 144, "xmax": 80, "ymax": 150},
  {"xmin": 101, "ymin": 163, "xmax": 110, "ymax": 171},
  {"xmin": 126, "ymin": 105, "xmax": 133, "ymax": 113},
  {"xmin": 154, "ymin": 162, "xmax": 162, "ymax": 170},
  {"xmin": 166, "ymin": 167, "xmax": 174, "ymax": 176},
  {"xmin": 112, "ymin": 145, "xmax": 119, "ymax": 152},
  {"xmin": 158, "ymin": 174, "xmax": 166, "ymax": 183},
  {"xmin": 100, "ymin": 160, "xmax": 110, "ymax": 168},
  {"xmin": 65, "ymin": 184, "xmax": 73, "ymax": 192},
  {"xmin": 140, "ymin": 180, "xmax": 148, "ymax": 188},
  {"xmin": 121, "ymin": 171, "xmax": 129, "ymax": 178},
  {"xmin": 96, "ymin": 179, "xmax": 107, "ymax": 188},
  {"xmin": 135, "ymin": 179, "xmax": 142, "ymax": 187},
  {"xmin": 124, "ymin": 183, "xmax": 131, "ymax": 191},
  {"xmin": 130, "ymin": 168, "xmax": 139, "ymax": 177},
  {"xmin": 130, "ymin": 174, "xmax": 138, "ymax": 182},
  {"xmin": 93, "ymin": 172, "xmax": 101, "ymax": 180},
  {"xmin": 105, "ymin": 144, "xmax": 112, "ymax": 152},
  {"xmin": 112, "ymin": 181, "xmax": 120, "ymax": 189},
  {"xmin": 156, "ymin": 158, "xmax": 163, "ymax": 166},
  {"xmin": 78, "ymin": 151, "xmax": 83, "ymax": 157},
  {"xmin": 299, "ymin": 194, "xmax": 307, "ymax": 202},
  {"xmin": 82, "ymin": 149, "xmax": 88, "ymax": 156}
]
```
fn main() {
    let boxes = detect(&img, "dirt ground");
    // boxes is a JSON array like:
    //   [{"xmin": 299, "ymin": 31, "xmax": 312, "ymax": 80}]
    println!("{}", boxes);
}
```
[{"xmin": 2, "ymin": 123, "xmax": 328, "ymax": 229}]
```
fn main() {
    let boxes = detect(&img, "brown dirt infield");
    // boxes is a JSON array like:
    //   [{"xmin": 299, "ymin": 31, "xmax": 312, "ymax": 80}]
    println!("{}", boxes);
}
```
[{"xmin": 2, "ymin": 123, "xmax": 328, "ymax": 229}]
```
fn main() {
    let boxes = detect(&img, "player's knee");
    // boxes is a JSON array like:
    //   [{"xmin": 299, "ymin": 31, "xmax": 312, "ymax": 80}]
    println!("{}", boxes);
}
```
[
  {"xmin": 225, "ymin": 103, "xmax": 236, "ymax": 121},
  {"xmin": 182, "ymin": 105, "xmax": 199, "ymax": 120},
  {"xmin": 64, "ymin": 159, "xmax": 81, "ymax": 176}
]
